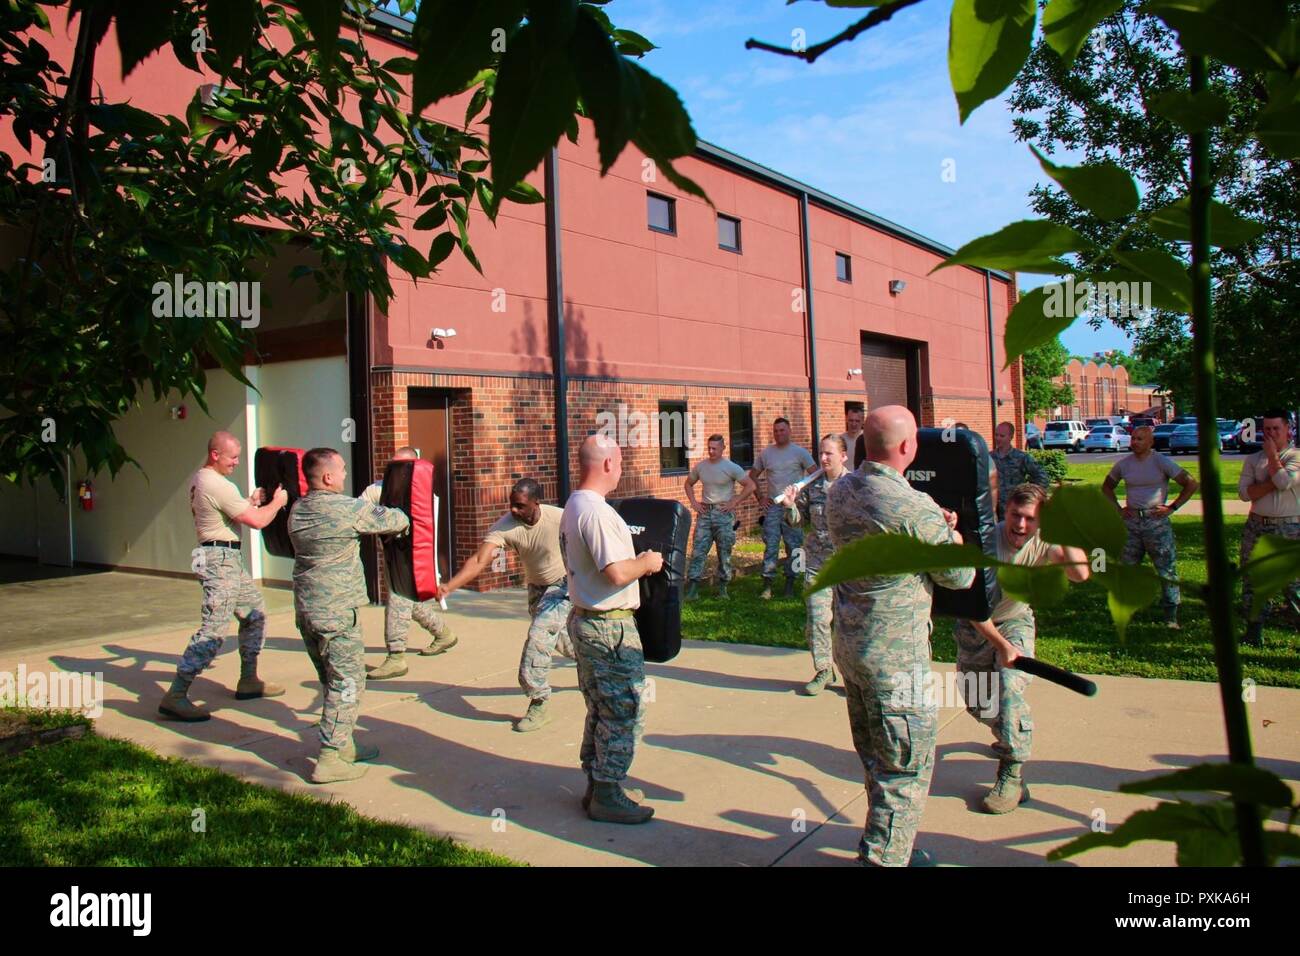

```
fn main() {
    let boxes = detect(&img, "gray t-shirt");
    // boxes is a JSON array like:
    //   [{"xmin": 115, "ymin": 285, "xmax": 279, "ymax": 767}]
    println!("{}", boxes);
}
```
[
  {"xmin": 754, "ymin": 442, "xmax": 815, "ymax": 501},
  {"xmin": 689, "ymin": 458, "xmax": 748, "ymax": 503},
  {"xmin": 560, "ymin": 490, "xmax": 639, "ymax": 611},
  {"xmin": 1107, "ymin": 452, "xmax": 1185, "ymax": 509}
]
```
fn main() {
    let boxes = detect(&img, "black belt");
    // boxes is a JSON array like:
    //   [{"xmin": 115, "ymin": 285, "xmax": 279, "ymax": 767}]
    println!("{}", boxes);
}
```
[{"xmin": 198, "ymin": 540, "xmax": 241, "ymax": 549}]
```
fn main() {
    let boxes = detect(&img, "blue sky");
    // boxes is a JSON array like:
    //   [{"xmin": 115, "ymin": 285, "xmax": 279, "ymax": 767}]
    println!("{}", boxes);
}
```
[{"xmin": 614, "ymin": 0, "xmax": 1131, "ymax": 357}]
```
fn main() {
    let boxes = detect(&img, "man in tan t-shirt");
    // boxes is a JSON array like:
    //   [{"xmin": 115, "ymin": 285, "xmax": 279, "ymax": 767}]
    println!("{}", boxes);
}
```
[
  {"xmin": 159, "ymin": 430, "xmax": 290, "ymax": 722},
  {"xmin": 953, "ymin": 483, "xmax": 1089, "ymax": 814},
  {"xmin": 441, "ymin": 477, "xmax": 573, "ymax": 732}
]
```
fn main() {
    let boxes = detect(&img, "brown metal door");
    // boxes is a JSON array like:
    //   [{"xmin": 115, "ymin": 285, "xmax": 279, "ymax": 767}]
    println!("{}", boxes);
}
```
[{"xmin": 408, "ymin": 390, "xmax": 453, "ymax": 581}]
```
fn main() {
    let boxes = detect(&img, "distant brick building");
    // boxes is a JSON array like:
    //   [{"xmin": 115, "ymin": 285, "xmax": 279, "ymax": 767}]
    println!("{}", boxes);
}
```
[{"xmin": 1035, "ymin": 356, "xmax": 1170, "ymax": 427}]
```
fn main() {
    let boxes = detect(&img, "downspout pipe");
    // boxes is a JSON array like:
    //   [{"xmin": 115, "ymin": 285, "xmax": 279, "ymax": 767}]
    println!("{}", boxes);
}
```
[
  {"xmin": 800, "ymin": 192, "xmax": 820, "ymax": 443},
  {"xmin": 985, "ymin": 269, "xmax": 998, "ymax": 435},
  {"xmin": 545, "ymin": 148, "xmax": 571, "ymax": 501}
]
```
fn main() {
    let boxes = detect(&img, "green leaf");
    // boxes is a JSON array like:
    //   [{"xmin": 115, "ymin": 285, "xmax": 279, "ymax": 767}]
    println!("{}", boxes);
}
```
[
  {"xmin": 248, "ymin": 124, "xmax": 281, "ymax": 177},
  {"xmin": 997, "ymin": 561, "xmax": 1070, "ymax": 607},
  {"xmin": 1239, "ymin": 535, "xmax": 1300, "ymax": 621},
  {"xmin": 488, "ymin": 22, "xmax": 581, "ymax": 209},
  {"xmin": 948, "ymin": 0, "xmax": 1037, "ymax": 124},
  {"xmin": 115, "ymin": 0, "xmax": 180, "ymax": 77},
  {"xmin": 571, "ymin": 6, "xmax": 644, "ymax": 174},
  {"xmin": 628, "ymin": 63, "xmax": 707, "ymax": 200},
  {"xmin": 811, "ymin": 534, "xmax": 994, "ymax": 594},
  {"xmin": 1119, "ymin": 763, "xmax": 1295, "ymax": 807},
  {"xmin": 388, "ymin": 241, "xmax": 430, "ymax": 279},
  {"xmin": 412, "ymin": 0, "xmax": 529, "ymax": 115},
  {"xmin": 1002, "ymin": 284, "xmax": 1078, "ymax": 368},
  {"xmin": 412, "ymin": 206, "xmax": 449, "ymax": 231},
  {"xmin": 203, "ymin": 0, "xmax": 258, "ymax": 76},
  {"xmin": 1148, "ymin": 196, "xmax": 1266, "ymax": 248},
  {"xmin": 427, "ymin": 231, "xmax": 458, "ymax": 269},
  {"xmin": 1041, "ymin": 0, "xmax": 1124, "ymax": 66},
  {"xmin": 1256, "ymin": 100, "xmax": 1300, "ymax": 159},
  {"xmin": 1149, "ymin": 89, "xmax": 1232, "ymax": 133},
  {"xmin": 1088, "ymin": 268, "xmax": 1188, "ymax": 313},
  {"xmin": 504, "ymin": 180, "xmax": 545, "ymax": 204},
  {"xmin": 126, "ymin": 186, "xmax": 151, "ymax": 209},
  {"xmin": 86, "ymin": 103, "xmax": 168, "ymax": 136},
  {"xmin": 295, "ymin": 0, "xmax": 343, "ymax": 73},
  {"xmin": 1039, "ymin": 485, "xmax": 1126, "ymax": 558},
  {"xmin": 1111, "ymin": 248, "xmax": 1192, "ymax": 307},
  {"xmin": 1098, "ymin": 562, "xmax": 1163, "ymax": 640},
  {"xmin": 1031, "ymin": 146, "xmax": 1138, "ymax": 221},
  {"xmin": 383, "ymin": 56, "xmax": 416, "ymax": 75},
  {"xmin": 612, "ymin": 28, "xmax": 658, "ymax": 56},
  {"xmin": 1145, "ymin": 0, "xmax": 1289, "ymax": 73},
  {"xmin": 1047, "ymin": 800, "xmax": 1239, "ymax": 865},
  {"xmin": 932, "ymin": 219, "xmax": 1084, "ymax": 274}
]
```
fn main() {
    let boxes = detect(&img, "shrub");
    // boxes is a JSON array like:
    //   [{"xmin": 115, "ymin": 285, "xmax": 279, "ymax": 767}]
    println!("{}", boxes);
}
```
[{"xmin": 1031, "ymin": 449, "xmax": 1068, "ymax": 485}]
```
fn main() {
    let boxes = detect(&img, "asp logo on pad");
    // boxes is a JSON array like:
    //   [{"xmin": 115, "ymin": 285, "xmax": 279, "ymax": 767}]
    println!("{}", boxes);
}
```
[{"xmin": 905, "ymin": 470, "xmax": 937, "ymax": 483}]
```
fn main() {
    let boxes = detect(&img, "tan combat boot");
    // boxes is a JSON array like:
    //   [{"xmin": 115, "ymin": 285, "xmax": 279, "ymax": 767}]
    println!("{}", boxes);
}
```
[
  {"xmin": 514, "ymin": 698, "xmax": 551, "ymax": 733},
  {"xmin": 235, "ymin": 672, "xmax": 286, "ymax": 700},
  {"xmin": 801, "ymin": 668, "xmax": 835, "ymax": 697},
  {"xmin": 158, "ymin": 691, "xmax": 210, "ymax": 722},
  {"xmin": 311, "ymin": 749, "xmax": 369, "ymax": 784},
  {"xmin": 420, "ymin": 630, "xmax": 459, "ymax": 656},
  {"xmin": 366, "ymin": 653, "xmax": 408, "ymax": 680},
  {"xmin": 339, "ymin": 738, "xmax": 380, "ymax": 763},
  {"xmin": 982, "ymin": 761, "xmax": 1030, "ymax": 814}
]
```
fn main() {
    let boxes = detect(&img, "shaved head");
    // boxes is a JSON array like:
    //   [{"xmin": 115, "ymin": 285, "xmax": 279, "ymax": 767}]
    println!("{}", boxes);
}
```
[
  {"xmin": 864, "ymin": 405, "xmax": 917, "ymax": 457},
  {"xmin": 208, "ymin": 430, "xmax": 240, "ymax": 455},
  {"xmin": 578, "ymin": 434, "xmax": 623, "ymax": 495},
  {"xmin": 205, "ymin": 430, "xmax": 241, "ymax": 475},
  {"xmin": 393, "ymin": 446, "xmax": 418, "ymax": 461}
]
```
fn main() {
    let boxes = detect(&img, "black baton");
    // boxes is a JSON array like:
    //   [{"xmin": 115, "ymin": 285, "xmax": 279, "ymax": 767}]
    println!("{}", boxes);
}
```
[{"xmin": 1011, "ymin": 656, "xmax": 1098, "ymax": 697}]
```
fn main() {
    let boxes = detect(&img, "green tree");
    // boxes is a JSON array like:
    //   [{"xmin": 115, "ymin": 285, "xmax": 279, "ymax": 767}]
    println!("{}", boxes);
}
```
[
  {"xmin": 1, "ymin": 0, "xmax": 698, "ymax": 489},
  {"xmin": 1023, "ymin": 338, "xmax": 1075, "ymax": 417}
]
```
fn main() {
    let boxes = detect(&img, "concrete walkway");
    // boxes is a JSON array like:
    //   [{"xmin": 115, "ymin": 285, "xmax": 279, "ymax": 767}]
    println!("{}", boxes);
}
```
[{"xmin": 2, "ymin": 590, "xmax": 1297, "ymax": 867}]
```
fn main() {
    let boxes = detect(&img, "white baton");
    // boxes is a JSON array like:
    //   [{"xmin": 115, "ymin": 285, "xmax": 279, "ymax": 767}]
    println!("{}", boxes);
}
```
[{"xmin": 774, "ymin": 468, "xmax": 824, "ymax": 505}]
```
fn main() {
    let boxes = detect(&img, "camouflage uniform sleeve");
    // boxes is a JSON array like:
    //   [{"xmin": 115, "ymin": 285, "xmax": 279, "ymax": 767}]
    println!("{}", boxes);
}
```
[
  {"xmin": 1023, "ymin": 450, "xmax": 1049, "ymax": 487},
  {"xmin": 785, "ymin": 485, "xmax": 811, "ymax": 527},
  {"xmin": 351, "ymin": 499, "xmax": 410, "ymax": 535},
  {"xmin": 910, "ymin": 496, "xmax": 976, "ymax": 591}
]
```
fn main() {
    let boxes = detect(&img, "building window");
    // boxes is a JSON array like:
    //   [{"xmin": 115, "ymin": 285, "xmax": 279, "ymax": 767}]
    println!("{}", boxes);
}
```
[
  {"xmin": 836, "ymin": 252, "xmax": 852, "ymax": 283},
  {"xmin": 648, "ymin": 193, "xmax": 676, "ymax": 235},
  {"xmin": 659, "ymin": 401, "xmax": 689, "ymax": 473},
  {"xmin": 717, "ymin": 214, "xmax": 741, "ymax": 252},
  {"xmin": 728, "ymin": 402, "xmax": 754, "ymax": 468}
]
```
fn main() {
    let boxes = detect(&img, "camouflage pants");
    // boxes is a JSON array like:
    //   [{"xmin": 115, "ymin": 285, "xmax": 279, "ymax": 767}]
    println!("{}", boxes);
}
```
[
  {"xmin": 569, "ymin": 612, "xmax": 646, "ymax": 784},
  {"xmin": 519, "ymin": 580, "xmax": 575, "ymax": 701},
  {"xmin": 833, "ymin": 624, "xmax": 936, "ymax": 867},
  {"xmin": 953, "ymin": 616, "xmax": 1035, "ymax": 764},
  {"xmin": 687, "ymin": 506, "xmax": 736, "ymax": 583},
  {"xmin": 297, "ymin": 606, "xmax": 365, "ymax": 752},
  {"xmin": 384, "ymin": 590, "xmax": 449, "ymax": 654},
  {"xmin": 1240, "ymin": 514, "xmax": 1300, "ymax": 621},
  {"xmin": 178, "ymin": 547, "xmax": 266, "ymax": 681},
  {"xmin": 805, "ymin": 568, "xmax": 833, "ymax": 673},
  {"xmin": 1122, "ymin": 514, "xmax": 1180, "ymax": 609},
  {"xmin": 761, "ymin": 503, "xmax": 803, "ymax": 581}
]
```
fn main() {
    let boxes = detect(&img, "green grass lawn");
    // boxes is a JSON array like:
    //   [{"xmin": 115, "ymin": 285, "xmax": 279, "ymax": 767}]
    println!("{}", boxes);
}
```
[
  {"xmin": 1065, "ymin": 455, "xmax": 1245, "ymax": 500},
  {"xmin": 682, "ymin": 515, "xmax": 1300, "ymax": 688},
  {"xmin": 0, "ymin": 729, "xmax": 517, "ymax": 866}
]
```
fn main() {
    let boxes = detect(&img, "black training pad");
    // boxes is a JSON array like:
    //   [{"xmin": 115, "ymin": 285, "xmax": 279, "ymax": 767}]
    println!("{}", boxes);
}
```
[
  {"xmin": 378, "ymin": 459, "xmax": 421, "ymax": 602},
  {"xmin": 607, "ymin": 497, "xmax": 691, "ymax": 664},
  {"xmin": 904, "ymin": 428, "xmax": 999, "ymax": 620},
  {"xmin": 253, "ymin": 447, "xmax": 304, "ymax": 558}
]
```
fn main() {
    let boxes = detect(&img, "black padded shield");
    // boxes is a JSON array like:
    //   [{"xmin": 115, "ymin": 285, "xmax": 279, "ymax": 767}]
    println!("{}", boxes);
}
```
[
  {"xmin": 378, "ymin": 460, "xmax": 418, "ymax": 601},
  {"xmin": 903, "ymin": 427, "xmax": 999, "ymax": 620},
  {"xmin": 607, "ymin": 497, "xmax": 691, "ymax": 664},
  {"xmin": 253, "ymin": 447, "xmax": 304, "ymax": 558}
]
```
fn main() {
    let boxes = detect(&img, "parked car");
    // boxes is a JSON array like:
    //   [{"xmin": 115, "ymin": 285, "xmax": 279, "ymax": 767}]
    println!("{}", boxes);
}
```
[
  {"xmin": 1025, "ymin": 422, "xmax": 1044, "ymax": 450},
  {"xmin": 1085, "ymin": 417, "xmax": 1114, "ymax": 431},
  {"xmin": 1129, "ymin": 416, "xmax": 1156, "ymax": 428},
  {"xmin": 1042, "ymin": 420, "xmax": 1089, "ymax": 453},
  {"xmin": 1217, "ymin": 419, "xmax": 1238, "ymax": 451},
  {"xmin": 1170, "ymin": 423, "xmax": 1221, "ymax": 455},
  {"xmin": 1152, "ymin": 423, "xmax": 1180, "ymax": 450},
  {"xmin": 1083, "ymin": 425, "xmax": 1132, "ymax": 452}
]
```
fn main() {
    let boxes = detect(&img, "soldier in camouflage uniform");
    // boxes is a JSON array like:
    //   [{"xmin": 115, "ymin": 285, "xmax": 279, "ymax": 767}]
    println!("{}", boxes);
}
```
[
  {"xmin": 441, "ymin": 477, "xmax": 574, "ymax": 733},
  {"xmin": 825, "ymin": 406, "xmax": 975, "ymax": 867},
  {"xmin": 1102, "ymin": 426, "xmax": 1198, "ymax": 628},
  {"xmin": 561, "ymin": 435, "xmax": 663, "ymax": 824},
  {"xmin": 290, "ymin": 447, "xmax": 410, "ymax": 784},
  {"xmin": 751, "ymin": 417, "xmax": 817, "ymax": 599},
  {"xmin": 159, "ymin": 431, "xmax": 290, "ymax": 722},
  {"xmin": 684, "ymin": 434, "xmax": 756, "ymax": 599},
  {"xmin": 360, "ymin": 447, "xmax": 456, "ymax": 681},
  {"xmin": 1237, "ymin": 410, "xmax": 1300, "ymax": 646},
  {"xmin": 782, "ymin": 434, "xmax": 849, "ymax": 696},
  {"xmin": 954, "ymin": 483, "xmax": 1090, "ymax": 813},
  {"xmin": 991, "ymin": 422, "xmax": 1049, "ymax": 519}
]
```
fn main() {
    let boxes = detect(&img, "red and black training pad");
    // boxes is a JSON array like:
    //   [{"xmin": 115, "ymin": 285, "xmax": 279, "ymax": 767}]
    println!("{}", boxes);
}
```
[
  {"xmin": 379, "ymin": 458, "xmax": 440, "ymax": 602},
  {"xmin": 906, "ymin": 427, "xmax": 999, "ymax": 620},
  {"xmin": 607, "ymin": 496, "xmax": 691, "ymax": 664},
  {"xmin": 253, "ymin": 446, "xmax": 307, "ymax": 558}
]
